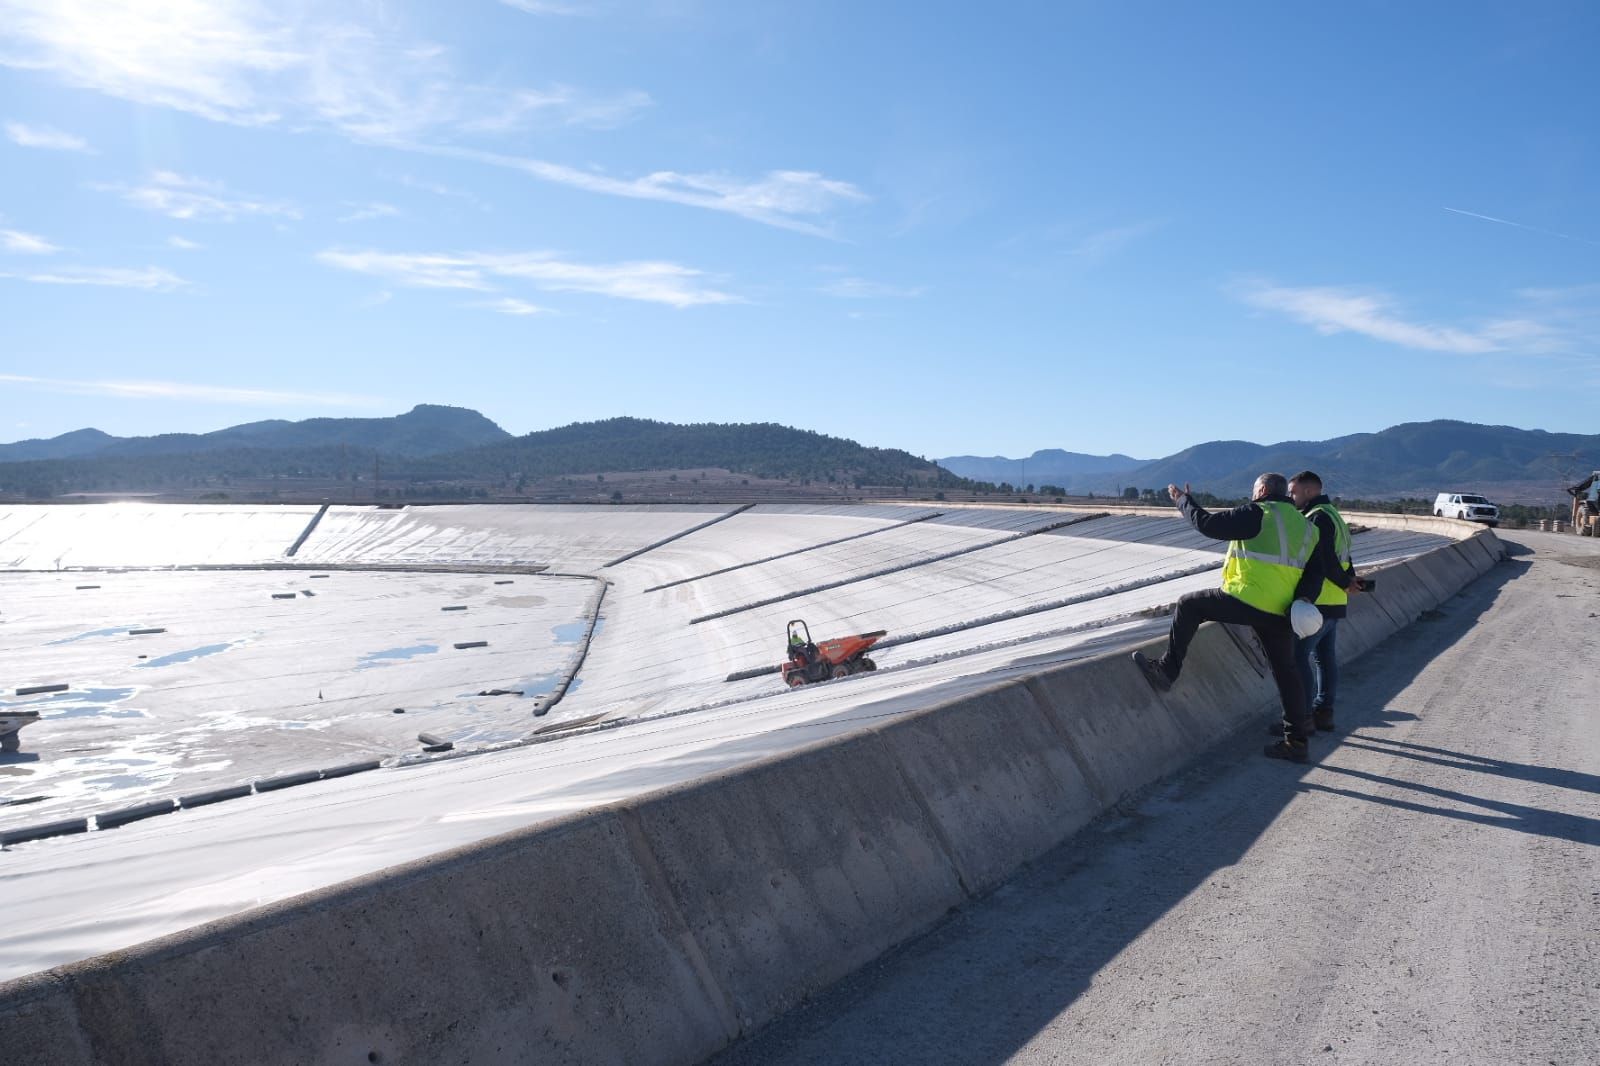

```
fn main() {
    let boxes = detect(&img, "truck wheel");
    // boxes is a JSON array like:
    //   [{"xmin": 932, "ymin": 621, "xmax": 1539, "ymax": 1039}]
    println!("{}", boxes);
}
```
[
  {"xmin": 786, "ymin": 673, "xmax": 806, "ymax": 688},
  {"xmin": 830, "ymin": 664, "xmax": 850, "ymax": 680},
  {"xmin": 860, "ymin": 658, "xmax": 877, "ymax": 671},
  {"xmin": 1434, "ymin": 510, "xmax": 1443, "ymax": 517}
]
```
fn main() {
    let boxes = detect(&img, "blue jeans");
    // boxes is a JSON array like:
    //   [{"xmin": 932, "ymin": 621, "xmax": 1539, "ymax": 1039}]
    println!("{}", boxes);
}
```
[{"xmin": 1295, "ymin": 615, "xmax": 1339, "ymax": 711}]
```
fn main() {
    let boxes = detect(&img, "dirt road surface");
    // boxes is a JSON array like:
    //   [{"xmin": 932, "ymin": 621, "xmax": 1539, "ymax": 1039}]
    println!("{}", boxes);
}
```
[{"xmin": 712, "ymin": 531, "xmax": 1600, "ymax": 1066}]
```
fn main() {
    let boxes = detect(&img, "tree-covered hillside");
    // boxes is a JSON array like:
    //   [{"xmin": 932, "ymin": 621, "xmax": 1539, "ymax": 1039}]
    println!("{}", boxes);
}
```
[
  {"xmin": 416, "ymin": 418, "xmax": 957, "ymax": 485},
  {"xmin": 0, "ymin": 416, "xmax": 964, "ymax": 498}
]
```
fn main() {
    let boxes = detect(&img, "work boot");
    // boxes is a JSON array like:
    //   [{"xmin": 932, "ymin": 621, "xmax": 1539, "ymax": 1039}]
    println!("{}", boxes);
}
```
[
  {"xmin": 1132, "ymin": 650, "xmax": 1172, "ymax": 693},
  {"xmin": 1263, "ymin": 738, "xmax": 1309, "ymax": 763},
  {"xmin": 1313, "ymin": 705, "xmax": 1336, "ymax": 733}
]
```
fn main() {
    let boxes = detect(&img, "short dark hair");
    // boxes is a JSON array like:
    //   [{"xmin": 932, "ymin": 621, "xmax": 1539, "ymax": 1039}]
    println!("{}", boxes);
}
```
[{"xmin": 1290, "ymin": 470, "xmax": 1322, "ymax": 490}]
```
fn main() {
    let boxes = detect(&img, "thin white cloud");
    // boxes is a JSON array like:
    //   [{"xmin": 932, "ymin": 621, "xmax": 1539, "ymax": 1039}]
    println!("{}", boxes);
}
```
[
  {"xmin": 498, "ymin": 0, "xmax": 593, "ymax": 14},
  {"xmin": 1, "ymin": 228, "xmax": 59, "ymax": 254},
  {"xmin": 0, "ymin": 373, "xmax": 382, "ymax": 408},
  {"xmin": 0, "ymin": 4, "xmax": 858, "ymax": 233},
  {"xmin": 460, "ymin": 86, "xmax": 652, "ymax": 133},
  {"xmin": 390, "ymin": 173, "xmax": 460, "ymax": 198},
  {"xmin": 4, "ymin": 118, "xmax": 93, "ymax": 152},
  {"xmin": 93, "ymin": 170, "xmax": 299, "ymax": 222},
  {"xmin": 1443, "ymin": 206, "xmax": 1600, "ymax": 248},
  {"xmin": 385, "ymin": 171, "xmax": 488, "ymax": 210},
  {"xmin": 820, "ymin": 277, "xmax": 925, "ymax": 299},
  {"xmin": 0, "ymin": 264, "xmax": 186, "ymax": 291},
  {"xmin": 1065, "ymin": 220, "xmax": 1163, "ymax": 260},
  {"xmin": 338, "ymin": 201, "xmax": 400, "ymax": 223},
  {"xmin": 317, "ymin": 248, "xmax": 738, "ymax": 308},
  {"xmin": 166, "ymin": 235, "xmax": 203, "ymax": 250},
  {"xmin": 1237, "ymin": 279, "xmax": 1597, "ymax": 357},
  {"xmin": 410, "ymin": 143, "xmax": 865, "ymax": 235},
  {"xmin": 317, "ymin": 250, "xmax": 490, "ymax": 291},
  {"xmin": 477, "ymin": 297, "xmax": 549, "ymax": 315}
]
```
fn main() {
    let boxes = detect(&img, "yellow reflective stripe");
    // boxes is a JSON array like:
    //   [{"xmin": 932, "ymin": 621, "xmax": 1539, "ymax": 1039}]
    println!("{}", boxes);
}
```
[
  {"xmin": 1267, "ymin": 504, "xmax": 1286, "ymax": 566},
  {"xmin": 1307, "ymin": 503, "xmax": 1351, "ymax": 567},
  {"xmin": 1232, "ymin": 503, "xmax": 1310, "ymax": 567}
]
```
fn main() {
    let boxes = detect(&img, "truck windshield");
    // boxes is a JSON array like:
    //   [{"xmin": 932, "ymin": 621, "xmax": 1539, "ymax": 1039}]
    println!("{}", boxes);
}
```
[{"xmin": 1460, "ymin": 495, "xmax": 1488, "ymax": 504}]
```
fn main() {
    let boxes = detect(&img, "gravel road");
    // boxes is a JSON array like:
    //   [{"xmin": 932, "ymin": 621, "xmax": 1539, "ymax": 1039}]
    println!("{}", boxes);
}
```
[{"xmin": 712, "ymin": 530, "xmax": 1600, "ymax": 1066}]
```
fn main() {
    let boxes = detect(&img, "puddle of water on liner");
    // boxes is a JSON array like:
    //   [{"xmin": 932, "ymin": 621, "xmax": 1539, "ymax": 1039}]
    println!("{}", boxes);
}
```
[
  {"xmin": 46, "ymin": 625, "xmax": 135, "ymax": 646},
  {"xmin": 356, "ymin": 643, "xmax": 440, "ymax": 669},
  {"xmin": 135, "ymin": 643, "xmax": 236, "ymax": 669}
]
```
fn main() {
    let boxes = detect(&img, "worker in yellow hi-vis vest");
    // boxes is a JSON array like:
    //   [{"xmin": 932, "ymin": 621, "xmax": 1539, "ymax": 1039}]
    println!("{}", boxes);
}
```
[
  {"xmin": 1285, "ymin": 469, "xmax": 1366, "ymax": 735},
  {"xmin": 1133, "ymin": 472, "xmax": 1325, "ymax": 762}
]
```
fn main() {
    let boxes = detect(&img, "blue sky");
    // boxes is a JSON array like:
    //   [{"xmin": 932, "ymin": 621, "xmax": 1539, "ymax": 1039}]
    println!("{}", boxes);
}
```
[{"xmin": 1, "ymin": 1, "xmax": 1596, "ymax": 460}]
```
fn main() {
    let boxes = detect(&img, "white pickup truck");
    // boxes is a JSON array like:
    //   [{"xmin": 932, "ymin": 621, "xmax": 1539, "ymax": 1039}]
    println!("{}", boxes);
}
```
[{"xmin": 1434, "ymin": 492, "xmax": 1499, "ymax": 527}]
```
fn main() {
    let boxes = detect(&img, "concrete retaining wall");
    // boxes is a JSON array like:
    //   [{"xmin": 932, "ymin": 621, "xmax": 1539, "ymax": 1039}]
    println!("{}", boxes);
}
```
[{"xmin": 0, "ymin": 530, "xmax": 1504, "ymax": 1066}]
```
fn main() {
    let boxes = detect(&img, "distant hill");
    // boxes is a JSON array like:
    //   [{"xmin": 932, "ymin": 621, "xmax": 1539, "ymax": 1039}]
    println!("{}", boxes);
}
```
[
  {"xmin": 0, "ymin": 414, "xmax": 962, "ymax": 498},
  {"xmin": 939, "ymin": 448, "xmax": 1146, "ymax": 486},
  {"xmin": 0, "ymin": 427, "xmax": 119, "ymax": 462},
  {"xmin": 0, "ymin": 404, "xmax": 509, "ymax": 463},
  {"xmin": 417, "ymin": 417, "xmax": 956, "ymax": 486},
  {"xmin": 1122, "ymin": 422, "xmax": 1600, "ymax": 497},
  {"xmin": 951, "ymin": 421, "xmax": 1600, "ymax": 499}
]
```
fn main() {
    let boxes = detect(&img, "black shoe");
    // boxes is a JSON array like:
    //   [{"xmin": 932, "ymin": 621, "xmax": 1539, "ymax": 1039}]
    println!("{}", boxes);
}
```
[
  {"xmin": 1263, "ymin": 738, "xmax": 1309, "ymax": 763},
  {"xmin": 1132, "ymin": 651, "xmax": 1171, "ymax": 693},
  {"xmin": 1313, "ymin": 707, "xmax": 1335, "ymax": 733}
]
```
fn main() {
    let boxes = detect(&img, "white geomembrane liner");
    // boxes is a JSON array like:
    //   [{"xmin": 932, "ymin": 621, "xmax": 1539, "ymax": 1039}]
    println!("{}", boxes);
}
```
[
  {"xmin": 0, "ymin": 503, "xmax": 1450, "ymax": 982},
  {"xmin": 302, "ymin": 503, "xmax": 733, "ymax": 570},
  {"xmin": 0, "ymin": 503, "xmax": 321, "ymax": 569}
]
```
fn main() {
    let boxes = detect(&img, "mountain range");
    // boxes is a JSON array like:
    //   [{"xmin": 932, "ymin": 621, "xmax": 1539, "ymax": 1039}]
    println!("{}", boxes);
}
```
[
  {"xmin": 1, "ymin": 409, "xmax": 1595, "ymax": 502},
  {"xmin": 938, "ymin": 421, "xmax": 1600, "ymax": 499},
  {"xmin": 0, "ymin": 411, "xmax": 956, "ymax": 498}
]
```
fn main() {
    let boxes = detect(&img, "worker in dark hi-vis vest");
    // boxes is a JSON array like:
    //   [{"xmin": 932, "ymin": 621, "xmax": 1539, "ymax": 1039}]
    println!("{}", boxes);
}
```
[
  {"xmin": 1282, "ymin": 469, "xmax": 1365, "ymax": 735},
  {"xmin": 1133, "ymin": 472, "xmax": 1325, "ymax": 762}
]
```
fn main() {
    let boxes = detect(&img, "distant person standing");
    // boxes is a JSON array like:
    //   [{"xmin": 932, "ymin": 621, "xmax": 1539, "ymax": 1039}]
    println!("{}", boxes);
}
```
[
  {"xmin": 1132, "ymin": 473, "xmax": 1324, "ymax": 761},
  {"xmin": 1284, "ymin": 470, "xmax": 1364, "ymax": 734}
]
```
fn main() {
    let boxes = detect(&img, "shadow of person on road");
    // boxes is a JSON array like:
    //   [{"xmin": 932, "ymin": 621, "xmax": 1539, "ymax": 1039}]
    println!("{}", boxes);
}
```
[
  {"xmin": 1339, "ymin": 735, "xmax": 1600, "ymax": 799},
  {"xmin": 1302, "ymin": 762, "xmax": 1600, "ymax": 846}
]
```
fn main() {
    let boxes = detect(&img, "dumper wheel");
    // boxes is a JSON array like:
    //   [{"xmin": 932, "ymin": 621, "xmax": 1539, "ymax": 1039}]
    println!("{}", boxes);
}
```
[
  {"xmin": 786, "ymin": 672, "xmax": 806, "ymax": 688},
  {"xmin": 860, "ymin": 658, "xmax": 876, "ymax": 672},
  {"xmin": 830, "ymin": 664, "xmax": 851, "ymax": 680}
]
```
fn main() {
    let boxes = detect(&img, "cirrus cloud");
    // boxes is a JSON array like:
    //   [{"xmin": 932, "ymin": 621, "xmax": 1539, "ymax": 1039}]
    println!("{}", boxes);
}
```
[
  {"xmin": 0, "ymin": 372, "xmax": 382, "ymax": 407},
  {"xmin": 1, "ymin": 228, "xmax": 59, "ymax": 254},
  {"xmin": 1235, "ymin": 278, "xmax": 1595, "ymax": 358},
  {"xmin": 93, "ymin": 170, "xmax": 300, "ymax": 222},
  {"xmin": 317, "ymin": 248, "xmax": 738, "ymax": 308},
  {"xmin": 820, "ymin": 276, "xmax": 925, "ymax": 299},
  {"xmin": 0, "ymin": 264, "xmax": 186, "ymax": 291},
  {"xmin": 4, "ymin": 118, "xmax": 93, "ymax": 151}
]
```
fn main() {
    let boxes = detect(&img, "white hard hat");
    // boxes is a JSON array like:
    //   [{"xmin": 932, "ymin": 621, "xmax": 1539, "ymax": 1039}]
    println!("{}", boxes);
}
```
[{"xmin": 1290, "ymin": 598, "xmax": 1323, "ymax": 639}]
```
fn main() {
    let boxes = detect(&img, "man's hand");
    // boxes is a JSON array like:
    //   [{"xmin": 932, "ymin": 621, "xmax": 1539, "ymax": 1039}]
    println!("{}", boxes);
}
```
[
  {"xmin": 1349, "ymin": 576, "xmax": 1366, "ymax": 594},
  {"xmin": 1167, "ymin": 482, "xmax": 1190, "ymax": 503}
]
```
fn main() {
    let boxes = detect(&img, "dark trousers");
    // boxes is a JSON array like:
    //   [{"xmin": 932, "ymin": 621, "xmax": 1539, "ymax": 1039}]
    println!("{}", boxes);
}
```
[{"xmin": 1158, "ymin": 588, "xmax": 1311, "ymax": 741}]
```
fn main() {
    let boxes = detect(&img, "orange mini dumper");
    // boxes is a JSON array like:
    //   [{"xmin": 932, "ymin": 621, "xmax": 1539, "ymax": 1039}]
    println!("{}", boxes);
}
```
[{"xmin": 781, "ymin": 619, "xmax": 886, "ymax": 687}]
